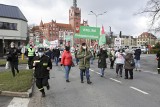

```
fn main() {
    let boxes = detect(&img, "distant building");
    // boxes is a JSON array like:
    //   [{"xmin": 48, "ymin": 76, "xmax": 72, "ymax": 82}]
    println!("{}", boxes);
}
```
[
  {"xmin": 0, "ymin": 4, "xmax": 28, "ymax": 56},
  {"xmin": 137, "ymin": 32, "xmax": 157, "ymax": 47},
  {"xmin": 31, "ymin": 0, "xmax": 88, "ymax": 46}
]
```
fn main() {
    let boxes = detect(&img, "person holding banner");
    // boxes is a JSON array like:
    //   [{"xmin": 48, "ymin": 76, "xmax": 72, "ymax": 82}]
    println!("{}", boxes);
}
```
[{"xmin": 77, "ymin": 43, "xmax": 92, "ymax": 84}]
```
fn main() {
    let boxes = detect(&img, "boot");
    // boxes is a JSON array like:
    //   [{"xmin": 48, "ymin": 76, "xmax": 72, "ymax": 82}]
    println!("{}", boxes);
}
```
[
  {"xmin": 42, "ymin": 91, "xmax": 45, "ymax": 97},
  {"xmin": 87, "ymin": 79, "xmax": 92, "ymax": 84}
]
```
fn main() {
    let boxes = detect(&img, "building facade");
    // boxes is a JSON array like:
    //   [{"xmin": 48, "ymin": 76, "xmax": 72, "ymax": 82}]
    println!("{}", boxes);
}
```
[
  {"xmin": 137, "ymin": 32, "xmax": 157, "ymax": 47},
  {"xmin": 31, "ymin": 0, "xmax": 88, "ymax": 46},
  {"xmin": 0, "ymin": 4, "xmax": 28, "ymax": 56}
]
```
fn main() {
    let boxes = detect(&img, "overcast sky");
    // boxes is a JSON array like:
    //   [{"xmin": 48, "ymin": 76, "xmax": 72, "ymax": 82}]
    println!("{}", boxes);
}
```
[{"xmin": 1, "ymin": 0, "xmax": 152, "ymax": 37}]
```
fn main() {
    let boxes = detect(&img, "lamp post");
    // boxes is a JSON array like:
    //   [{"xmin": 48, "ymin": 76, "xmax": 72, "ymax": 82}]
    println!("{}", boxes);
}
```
[{"xmin": 89, "ymin": 11, "xmax": 107, "ymax": 27}]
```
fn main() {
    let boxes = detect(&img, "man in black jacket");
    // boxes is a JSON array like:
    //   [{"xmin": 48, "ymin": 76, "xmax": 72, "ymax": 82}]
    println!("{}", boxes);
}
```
[
  {"xmin": 8, "ymin": 42, "xmax": 19, "ymax": 77},
  {"xmin": 33, "ymin": 47, "xmax": 52, "ymax": 97},
  {"xmin": 134, "ymin": 47, "xmax": 141, "ymax": 71},
  {"xmin": 54, "ymin": 47, "xmax": 60, "ymax": 66}
]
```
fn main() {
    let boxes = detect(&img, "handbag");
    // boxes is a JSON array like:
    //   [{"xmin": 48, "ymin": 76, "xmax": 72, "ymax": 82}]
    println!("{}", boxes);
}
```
[
  {"xmin": 5, "ymin": 61, "xmax": 10, "ymax": 69},
  {"xmin": 130, "ymin": 59, "xmax": 135, "ymax": 67},
  {"xmin": 72, "ymin": 61, "xmax": 75, "ymax": 67}
]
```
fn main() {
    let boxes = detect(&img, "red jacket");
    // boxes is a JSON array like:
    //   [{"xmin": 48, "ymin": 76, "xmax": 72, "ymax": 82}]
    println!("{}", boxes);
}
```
[{"xmin": 61, "ymin": 50, "xmax": 72, "ymax": 66}]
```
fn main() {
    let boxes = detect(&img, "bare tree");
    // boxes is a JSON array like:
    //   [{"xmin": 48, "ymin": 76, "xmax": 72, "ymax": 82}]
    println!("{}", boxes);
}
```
[{"xmin": 138, "ymin": 0, "xmax": 160, "ymax": 32}]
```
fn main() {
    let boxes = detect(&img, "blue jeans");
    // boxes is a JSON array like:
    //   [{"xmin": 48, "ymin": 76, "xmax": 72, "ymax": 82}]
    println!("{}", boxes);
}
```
[
  {"xmin": 100, "ymin": 68, "xmax": 105, "ymax": 76},
  {"xmin": 64, "ymin": 66, "xmax": 71, "ymax": 80},
  {"xmin": 55, "ymin": 57, "xmax": 59, "ymax": 65},
  {"xmin": 134, "ymin": 59, "xmax": 140, "ymax": 69},
  {"xmin": 90, "ymin": 57, "xmax": 94, "ymax": 64},
  {"xmin": 80, "ymin": 68, "xmax": 90, "ymax": 81}
]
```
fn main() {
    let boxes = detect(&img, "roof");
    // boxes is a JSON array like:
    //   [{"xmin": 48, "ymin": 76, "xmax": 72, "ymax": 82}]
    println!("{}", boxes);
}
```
[
  {"xmin": 0, "ymin": 4, "xmax": 27, "ymax": 22},
  {"xmin": 56, "ymin": 23, "xmax": 72, "ymax": 30}
]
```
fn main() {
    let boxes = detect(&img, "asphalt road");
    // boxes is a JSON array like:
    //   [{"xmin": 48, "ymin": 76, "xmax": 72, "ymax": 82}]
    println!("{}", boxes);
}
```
[{"xmin": 1, "ymin": 54, "xmax": 160, "ymax": 107}]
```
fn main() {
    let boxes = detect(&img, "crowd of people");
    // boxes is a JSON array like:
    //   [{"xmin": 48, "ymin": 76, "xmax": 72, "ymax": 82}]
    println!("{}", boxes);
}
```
[{"xmin": 6, "ymin": 41, "xmax": 145, "ymax": 97}]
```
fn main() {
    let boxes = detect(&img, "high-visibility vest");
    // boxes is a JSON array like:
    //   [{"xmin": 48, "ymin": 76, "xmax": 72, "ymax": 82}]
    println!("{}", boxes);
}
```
[{"xmin": 28, "ymin": 48, "xmax": 35, "ymax": 56}]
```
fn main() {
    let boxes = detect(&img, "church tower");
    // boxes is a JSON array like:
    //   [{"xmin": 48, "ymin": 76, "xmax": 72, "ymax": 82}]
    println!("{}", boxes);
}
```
[{"xmin": 69, "ymin": 0, "xmax": 81, "ymax": 30}]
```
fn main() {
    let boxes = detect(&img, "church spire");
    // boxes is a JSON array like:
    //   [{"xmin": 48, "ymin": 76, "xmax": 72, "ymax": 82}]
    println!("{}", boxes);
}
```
[{"xmin": 73, "ymin": 0, "xmax": 77, "ymax": 8}]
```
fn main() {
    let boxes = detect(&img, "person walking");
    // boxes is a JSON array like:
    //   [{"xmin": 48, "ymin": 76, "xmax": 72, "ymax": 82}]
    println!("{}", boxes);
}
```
[
  {"xmin": 90, "ymin": 46, "xmax": 94, "ymax": 64},
  {"xmin": 134, "ymin": 47, "xmax": 141, "ymax": 71},
  {"xmin": 115, "ymin": 49, "xmax": 125, "ymax": 77},
  {"xmin": 8, "ymin": 42, "xmax": 19, "ymax": 77},
  {"xmin": 32, "ymin": 47, "xmax": 52, "ymax": 97},
  {"xmin": 97, "ymin": 47, "xmax": 108, "ymax": 77},
  {"xmin": 54, "ymin": 47, "xmax": 60, "ymax": 66},
  {"xmin": 124, "ymin": 50, "xmax": 135, "ymax": 79},
  {"xmin": 26, "ymin": 45, "xmax": 35, "ymax": 69},
  {"xmin": 156, "ymin": 49, "xmax": 160, "ymax": 74},
  {"xmin": 77, "ymin": 43, "xmax": 92, "ymax": 84},
  {"xmin": 109, "ymin": 48, "xmax": 115, "ymax": 69},
  {"xmin": 75, "ymin": 46, "xmax": 79, "ymax": 65},
  {"xmin": 45, "ymin": 48, "xmax": 53, "ymax": 60},
  {"xmin": 61, "ymin": 46, "xmax": 73, "ymax": 82}
]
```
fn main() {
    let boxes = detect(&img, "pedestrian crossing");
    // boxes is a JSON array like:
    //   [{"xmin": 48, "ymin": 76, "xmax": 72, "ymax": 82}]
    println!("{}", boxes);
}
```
[{"xmin": 7, "ymin": 97, "xmax": 30, "ymax": 107}]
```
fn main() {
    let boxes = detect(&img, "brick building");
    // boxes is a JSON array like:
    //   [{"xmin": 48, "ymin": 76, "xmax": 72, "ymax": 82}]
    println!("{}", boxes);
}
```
[{"xmin": 32, "ymin": 0, "xmax": 88, "ymax": 46}]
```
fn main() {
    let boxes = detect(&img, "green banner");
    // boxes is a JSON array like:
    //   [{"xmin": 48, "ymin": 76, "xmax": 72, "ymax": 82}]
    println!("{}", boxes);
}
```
[
  {"xmin": 80, "ymin": 26, "xmax": 100, "ymax": 36},
  {"xmin": 74, "ymin": 34, "xmax": 99, "ymax": 40}
]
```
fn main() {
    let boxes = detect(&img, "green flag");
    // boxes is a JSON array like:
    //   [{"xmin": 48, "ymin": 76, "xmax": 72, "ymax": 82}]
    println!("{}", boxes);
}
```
[
  {"xmin": 25, "ymin": 44, "xmax": 30, "ymax": 48},
  {"xmin": 99, "ymin": 34, "xmax": 106, "ymax": 46}
]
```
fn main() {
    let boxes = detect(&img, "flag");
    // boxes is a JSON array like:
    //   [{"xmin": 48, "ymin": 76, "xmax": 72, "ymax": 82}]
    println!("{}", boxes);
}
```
[
  {"xmin": 101, "ymin": 25, "xmax": 105, "ymax": 34},
  {"xmin": 99, "ymin": 34, "xmax": 106, "ymax": 46}
]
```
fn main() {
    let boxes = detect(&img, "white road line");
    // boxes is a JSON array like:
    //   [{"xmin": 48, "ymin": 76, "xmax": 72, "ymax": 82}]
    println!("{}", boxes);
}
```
[
  {"xmin": 8, "ymin": 97, "xmax": 30, "ymax": 107},
  {"xmin": 143, "ymin": 71, "xmax": 157, "ymax": 75},
  {"xmin": 89, "ymin": 69, "xmax": 101, "ymax": 75},
  {"xmin": 109, "ymin": 78, "xmax": 122, "ymax": 84},
  {"xmin": 130, "ymin": 86, "xmax": 149, "ymax": 95}
]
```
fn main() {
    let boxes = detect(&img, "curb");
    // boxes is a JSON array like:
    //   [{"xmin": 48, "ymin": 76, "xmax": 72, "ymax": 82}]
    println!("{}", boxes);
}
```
[{"xmin": 0, "ymin": 78, "xmax": 35, "ymax": 98}]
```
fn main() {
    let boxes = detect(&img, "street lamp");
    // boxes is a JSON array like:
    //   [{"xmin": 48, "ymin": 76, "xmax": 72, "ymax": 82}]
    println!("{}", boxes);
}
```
[{"xmin": 89, "ymin": 11, "xmax": 107, "ymax": 27}]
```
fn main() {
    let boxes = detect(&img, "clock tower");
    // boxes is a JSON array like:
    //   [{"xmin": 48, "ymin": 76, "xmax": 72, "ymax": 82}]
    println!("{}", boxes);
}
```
[{"xmin": 69, "ymin": 0, "xmax": 81, "ymax": 30}]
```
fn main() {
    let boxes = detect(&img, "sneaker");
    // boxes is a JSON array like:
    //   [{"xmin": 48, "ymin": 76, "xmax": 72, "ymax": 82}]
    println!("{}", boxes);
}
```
[
  {"xmin": 66, "ymin": 80, "xmax": 70, "ymax": 82},
  {"xmin": 124, "ymin": 77, "xmax": 128, "ymax": 79},
  {"xmin": 81, "ymin": 81, "xmax": 84, "ymax": 83},
  {"xmin": 100, "ymin": 75, "xmax": 104, "ymax": 77},
  {"xmin": 87, "ymin": 81, "xmax": 92, "ymax": 84}
]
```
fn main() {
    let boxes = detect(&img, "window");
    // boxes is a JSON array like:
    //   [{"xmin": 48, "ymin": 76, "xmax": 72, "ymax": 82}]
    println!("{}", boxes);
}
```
[{"xmin": 0, "ymin": 21, "xmax": 17, "ymax": 30}]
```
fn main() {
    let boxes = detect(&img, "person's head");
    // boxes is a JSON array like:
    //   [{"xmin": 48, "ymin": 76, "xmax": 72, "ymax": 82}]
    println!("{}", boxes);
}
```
[
  {"xmin": 10, "ymin": 42, "xmax": 15, "ymax": 48},
  {"xmin": 38, "ymin": 47, "xmax": 45, "ymax": 57},
  {"xmin": 65, "ymin": 46, "xmax": 70, "ymax": 51},
  {"xmin": 82, "ymin": 43, "xmax": 87, "ymax": 50},
  {"xmin": 30, "ymin": 44, "xmax": 33, "ymax": 48}
]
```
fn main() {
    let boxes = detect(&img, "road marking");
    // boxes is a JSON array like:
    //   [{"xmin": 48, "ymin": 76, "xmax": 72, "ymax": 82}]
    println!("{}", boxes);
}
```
[
  {"xmin": 89, "ymin": 69, "xmax": 101, "ymax": 75},
  {"xmin": 143, "ymin": 71, "xmax": 157, "ymax": 75},
  {"xmin": 130, "ymin": 86, "xmax": 149, "ymax": 95},
  {"xmin": 109, "ymin": 78, "xmax": 122, "ymax": 83},
  {"xmin": 8, "ymin": 97, "xmax": 30, "ymax": 107}
]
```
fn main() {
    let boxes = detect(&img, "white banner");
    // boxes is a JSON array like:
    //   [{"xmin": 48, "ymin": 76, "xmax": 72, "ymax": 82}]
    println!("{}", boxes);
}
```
[{"xmin": 114, "ymin": 38, "xmax": 121, "ymax": 46}]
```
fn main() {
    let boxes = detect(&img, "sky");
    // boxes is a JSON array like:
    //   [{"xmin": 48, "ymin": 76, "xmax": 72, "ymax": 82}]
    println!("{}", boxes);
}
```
[{"xmin": 1, "ymin": 0, "xmax": 152, "ymax": 37}]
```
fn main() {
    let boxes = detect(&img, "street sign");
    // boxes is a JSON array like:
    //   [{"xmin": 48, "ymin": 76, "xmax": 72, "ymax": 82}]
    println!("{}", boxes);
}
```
[
  {"xmin": 80, "ymin": 26, "xmax": 100, "ymax": 36},
  {"xmin": 114, "ymin": 38, "xmax": 121, "ymax": 46}
]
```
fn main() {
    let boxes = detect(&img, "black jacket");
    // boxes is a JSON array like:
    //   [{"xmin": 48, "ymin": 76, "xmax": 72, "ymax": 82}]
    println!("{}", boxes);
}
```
[
  {"xmin": 8, "ymin": 47, "xmax": 19, "ymax": 62},
  {"xmin": 54, "ymin": 49, "xmax": 60, "ymax": 57},
  {"xmin": 97, "ymin": 50, "xmax": 108, "ymax": 68},
  {"xmin": 134, "ymin": 49, "xmax": 141, "ymax": 60},
  {"xmin": 33, "ymin": 55, "xmax": 52, "ymax": 78}
]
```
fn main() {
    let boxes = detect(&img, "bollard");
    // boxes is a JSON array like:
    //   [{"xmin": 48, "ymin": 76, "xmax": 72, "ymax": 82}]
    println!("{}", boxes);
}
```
[{"xmin": 21, "ymin": 53, "xmax": 24, "ymax": 60}]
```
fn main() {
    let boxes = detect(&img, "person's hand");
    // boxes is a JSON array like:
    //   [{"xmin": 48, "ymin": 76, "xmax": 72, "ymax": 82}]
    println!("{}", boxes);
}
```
[{"xmin": 47, "ymin": 67, "xmax": 50, "ymax": 70}]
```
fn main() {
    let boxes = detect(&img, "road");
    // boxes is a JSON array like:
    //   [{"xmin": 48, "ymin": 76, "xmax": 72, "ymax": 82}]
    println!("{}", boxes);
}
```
[{"xmin": 1, "ymin": 54, "xmax": 160, "ymax": 107}]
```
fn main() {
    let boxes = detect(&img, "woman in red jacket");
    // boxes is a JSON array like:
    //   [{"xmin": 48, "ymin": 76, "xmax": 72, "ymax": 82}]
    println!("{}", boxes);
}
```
[{"xmin": 61, "ymin": 46, "xmax": 73, "ymax": 82}]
